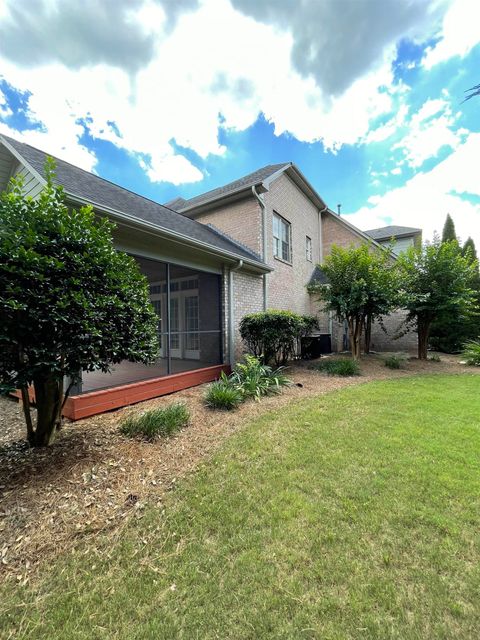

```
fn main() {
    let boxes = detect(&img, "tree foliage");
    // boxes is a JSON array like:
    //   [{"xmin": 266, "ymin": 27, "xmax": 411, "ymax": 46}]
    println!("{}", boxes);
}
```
[
  {"xmin": 0, "ymin": 159, "xmax": 159, "ymax": 446},
  {"xmin": 396, "ymin": 240, "xmax": 477, "ymax": 360},
  {"xmin": 308, "ymin": 243, "xmax": 398, "ymax": 360},
  {"xmin": 441, "ymin": 214, "xmax": 457, "ymax": 244}
]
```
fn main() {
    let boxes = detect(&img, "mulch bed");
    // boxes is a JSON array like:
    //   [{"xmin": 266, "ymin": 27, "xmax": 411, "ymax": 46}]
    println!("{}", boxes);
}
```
[{"xmin": 0, "ymin": 353, "xmax": 475, "ymax": 583}]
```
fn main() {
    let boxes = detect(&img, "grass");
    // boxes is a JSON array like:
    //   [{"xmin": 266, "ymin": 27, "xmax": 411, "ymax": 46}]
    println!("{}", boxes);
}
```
[
  {"xmin": 312, "ymin": 357, "xmax": 360, "ymax": 376},
  {"xmin": 119, "ymin": 403, "xmax": 189, "ymax": 440},
  {"xmin": 2, "ymin": 374, "xmax": 480, "ymax": 639}
]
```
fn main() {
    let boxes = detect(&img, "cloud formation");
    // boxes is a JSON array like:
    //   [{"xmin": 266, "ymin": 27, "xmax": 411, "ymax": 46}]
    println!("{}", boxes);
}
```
[
  {"xmin": 231, "ymin": 0, "xmax": 445, "ymax": 96},
  {"xmin": 0, "ymin": 0, "xmax": 198, "ymax": 73}
]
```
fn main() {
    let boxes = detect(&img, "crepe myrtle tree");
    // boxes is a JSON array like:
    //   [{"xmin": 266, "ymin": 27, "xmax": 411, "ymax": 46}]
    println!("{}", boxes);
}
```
[
  {"xmin": 308, "ymin": 243, "xmax": 398, "ymax": 360},
  {"xmin": 396, "ymin": 239, "xmax": 477, "ymax": 360},
  {"xmin": 0, "ymin": 159, "xmax": 159, "ymax": 446}
]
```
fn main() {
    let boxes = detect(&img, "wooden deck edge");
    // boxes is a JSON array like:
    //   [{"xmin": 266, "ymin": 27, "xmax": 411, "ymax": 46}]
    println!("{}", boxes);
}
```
[{"xmin": 13, "ymin": 364, "xmax": 230, "ymax": 421}]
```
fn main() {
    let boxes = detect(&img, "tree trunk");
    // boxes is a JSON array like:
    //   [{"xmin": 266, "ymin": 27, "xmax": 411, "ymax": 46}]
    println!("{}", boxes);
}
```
[
  {"xmin": 348, "ymin": 316, "xmax": 363, "ymax": 361},
  {"xmin": 364, "ymin": 315, "xmax": 372, "ymax": 354},
  {"xmin": 20, "ymin": 385, "xmax": 35, "ymax": 446},
  {"xmin": 417, "ymin": 318, "xmax": 431, "ymax": 360},
  {"xmin": 32, "ymin": 376, "xmax": 64, "ymax": 446}
]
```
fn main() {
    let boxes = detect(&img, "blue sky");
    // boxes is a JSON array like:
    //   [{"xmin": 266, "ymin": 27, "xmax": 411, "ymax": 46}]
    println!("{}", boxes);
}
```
[{"xmin": 0, "ymin": 0, "xmax": 479, "ymax": 245}]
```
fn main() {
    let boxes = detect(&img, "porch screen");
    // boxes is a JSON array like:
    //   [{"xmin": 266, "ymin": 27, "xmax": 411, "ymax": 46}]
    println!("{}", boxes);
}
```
[{"xmin": 80, "ymin": 256, "xmax": 222, "ymax": 392}]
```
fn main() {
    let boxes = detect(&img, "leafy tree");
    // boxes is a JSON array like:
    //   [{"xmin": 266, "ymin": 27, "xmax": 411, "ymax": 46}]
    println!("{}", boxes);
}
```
[
  {"xmin": 397, "ymin": 240, "xmax": 477, "ymax": 360},
  {"xmin": 462, "ymin": 236, "xmax": 478, "ymax": 262},
  {"xmin": 441, "ymin": 214, "xmax": 457, "ymax": 244},
  {"xmin": 0, "ymin": 160, "xmax": 159, "ymax": 446},
  {"xmin": 309, "ymin": 244, "xmax": 398, "ymax": 360}
]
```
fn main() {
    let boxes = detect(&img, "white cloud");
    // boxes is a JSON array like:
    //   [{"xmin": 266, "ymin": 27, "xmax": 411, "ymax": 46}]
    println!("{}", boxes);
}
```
[
  {"xmin": 0, "ymin": 88, "xmax": 12, "ymax": 117},
  {"xmin": 393, "ymin": 98, "xmax": 467, "ymax": 167},
  {"xmin": 423, "ymin": 0, "xmax": 480, "ymax": 69},
  {"xmin": 348, "ymin": 132, "xmax": 480, "ymax": 248},
  {"xmin": 0, "ymin": 0, "xmax": 458, "ymax": 185}
]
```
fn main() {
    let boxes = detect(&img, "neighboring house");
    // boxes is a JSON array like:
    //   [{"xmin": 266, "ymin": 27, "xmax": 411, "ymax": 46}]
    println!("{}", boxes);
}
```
[
  {"xmin": 0, "ymin": 135, "xmax": 417, "ymax": 418},
  {"xmin": 364, "ymin": 225, "xmax": 422, "ymax": 256}
]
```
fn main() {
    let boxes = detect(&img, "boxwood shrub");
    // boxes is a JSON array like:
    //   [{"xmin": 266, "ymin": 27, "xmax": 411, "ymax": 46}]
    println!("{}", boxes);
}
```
[{"xmin": 239, "ymin": 310, "xmax": 317, "ymax": 365}]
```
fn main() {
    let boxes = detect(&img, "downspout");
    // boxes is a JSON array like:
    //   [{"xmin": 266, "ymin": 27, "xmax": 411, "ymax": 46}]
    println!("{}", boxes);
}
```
[
  {"xmin": 252, "ymin": 185, "xmax": 268, "ymax": 311},
  {"xmin": 318, "ymin": 204, "xmax": 333, "ymax": 338},
  {"xmin": 228, "ymin": 259, "xmax": 244, "ymax": 366}
]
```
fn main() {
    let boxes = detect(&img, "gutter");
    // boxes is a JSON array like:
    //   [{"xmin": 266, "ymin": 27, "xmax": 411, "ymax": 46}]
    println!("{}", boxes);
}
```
[
  {"xmin": 252, "ymin": 185, "xmax": 268, "ymax": 310},
  {"xmin": 65, "ymin": 192, "xmax": 271, "ymax": 274},
  {"xmin": 228, "ymin": 260, "xmax": 244, "ymax": 365}
]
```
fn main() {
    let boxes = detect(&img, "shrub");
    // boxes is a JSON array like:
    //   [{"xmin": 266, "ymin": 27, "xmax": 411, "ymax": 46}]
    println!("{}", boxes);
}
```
[
  {"xmin": 384, "ymin": 355, "xmax": 405, "ymax": 369},
  {"xmin": 312, "ymin": 359, "xmax": 360, "ymax": 376},
  {"xmin": 428, "ymin": 353, "xmax": 441, "ymax": 362},
  {"xmin": 231, "ymin": 354, "xmax": 291, "ymax": 399},
  {"xmin": 462, "ymin": 340, "xmax": 480, "ymax": 366},
  {"xmin": 239, "ymin": 310, "xmax": 317, "ymax": 366},
  {"xmin": 120, "ymin": 403, "xmax": 189, "ymax": 440},
  {"xmin": 204, "ymin": 373, "xmax": 243, "ymax": 410}
]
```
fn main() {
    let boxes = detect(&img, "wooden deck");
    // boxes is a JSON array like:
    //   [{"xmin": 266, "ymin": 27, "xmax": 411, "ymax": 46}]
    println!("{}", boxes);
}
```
[{"xmin": 15, "ymin": 364, "xmax": 230, "ymax": 421}]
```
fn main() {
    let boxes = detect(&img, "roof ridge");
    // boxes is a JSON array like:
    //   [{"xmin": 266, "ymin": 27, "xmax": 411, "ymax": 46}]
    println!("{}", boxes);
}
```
[{"xmin": 176, "ymin": 162, "xmax": 290, "ymax": 209}]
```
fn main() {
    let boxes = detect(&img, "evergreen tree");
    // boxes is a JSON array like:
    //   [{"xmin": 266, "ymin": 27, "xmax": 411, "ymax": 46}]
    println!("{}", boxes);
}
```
[
  {"xmin": 462, "ymin": 237, "xmax": 478, "ymax": 262},
  {"xmin": 441, "ymin": 214, "xmax": 457, "ymax": 244}
]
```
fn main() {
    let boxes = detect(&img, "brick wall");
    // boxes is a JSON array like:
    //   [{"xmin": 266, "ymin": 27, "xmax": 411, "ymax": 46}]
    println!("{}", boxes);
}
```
[
  {"xmin": 263, "ymin": 173, "xmax": 320, "ymax": 314},
  {"xmin": 195, "ymin": 197, "xmax": 262, "ymax": 256},
  {"xmin": 370, "ymin": 310, "xmax": 417, "ymax": 353},
  {"xmin": 322, "ymin": 211, "xmax": 366, "ymax": 255},
  {"xmin": 232, "ymin": 270, "xmax": 264, "ymax": 359}
]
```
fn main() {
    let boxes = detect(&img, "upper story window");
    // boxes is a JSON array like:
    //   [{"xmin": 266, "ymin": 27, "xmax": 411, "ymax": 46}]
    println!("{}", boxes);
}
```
[
  {"xmin": 306, "ymin": 235, "xmax": 312, "ymax": 261},
  {"xmin": 273, "ymin": 212, "xmax": 291, "ymax": 263}
]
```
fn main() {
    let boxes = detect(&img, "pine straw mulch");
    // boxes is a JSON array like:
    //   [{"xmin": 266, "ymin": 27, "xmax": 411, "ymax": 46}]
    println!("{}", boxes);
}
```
[{"xmin": 0, "ymin": 353, "xmax": 476, "ymax": 584}]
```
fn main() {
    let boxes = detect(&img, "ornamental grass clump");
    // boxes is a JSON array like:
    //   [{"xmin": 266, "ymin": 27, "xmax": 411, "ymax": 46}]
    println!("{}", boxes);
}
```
[
  {"xmin": 384, "ymin": 355, "xmax": 405, "ymax": 369},
  {"xmin": 312, "ymin": 358, "xmax": 360, "ymax": 377},
  {"xmin": 204, "ymin": 356, "xmax": 292, "ymax": 410},
  {"xmin": 204, "ymin": 373, "xmax": 243, "ymax": 411},
  {"xmin": 230, "ymin": 354, "xmax": 291, "ymax": 399},
  {"xmin": 120, "ymin": 403, "xmax": 189, "ymax": 440}
]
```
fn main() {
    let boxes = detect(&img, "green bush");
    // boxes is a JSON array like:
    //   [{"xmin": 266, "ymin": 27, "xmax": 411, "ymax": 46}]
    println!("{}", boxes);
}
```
[
  {"xmin": 239, "ymin": 310, "xmax": 317, "ymax": 366},
  {"xmin": 384, "ymin": 355, "xmax": 405, "ymax": 369},
  {"xmin": 204, "ymin": 373, "xmax": 243, "ymax": 410},
  {"xmin": 428, "ymin": 353, "xmax": 441, "ymax": 362},
  {"xmin": 231, "ymin": 354, "xmax": 291, "ymax": 399},
  {"xmin": 462, "ymin": 340, "xmax": 480, "ymax": 366},
  {"xmin": 120, "ymin": 403, "xmax": 189, "ymax": 440},
  {"xmin": 312, "ymin": 358, "xmax": 360, "ymax": 376}
]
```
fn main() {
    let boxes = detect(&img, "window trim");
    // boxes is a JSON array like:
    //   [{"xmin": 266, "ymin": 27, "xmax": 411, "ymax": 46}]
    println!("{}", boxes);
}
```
[
  {"xmin": 306, "ymin": 235, "xmax": 312, "ymax": 262},
  {"xmin": 272, "ymin": 211, "xmax": 292, "ymax": 264}
]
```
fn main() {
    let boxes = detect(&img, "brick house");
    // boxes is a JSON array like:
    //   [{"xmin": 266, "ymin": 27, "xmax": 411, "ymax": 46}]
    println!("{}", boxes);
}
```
[
  {"xmin": 0, "ymin": 135, "xmax": 416, "ymax": 418},
  {"xmin": 167, "ymin": 163, "xmax": 418, "ymax": 356}
]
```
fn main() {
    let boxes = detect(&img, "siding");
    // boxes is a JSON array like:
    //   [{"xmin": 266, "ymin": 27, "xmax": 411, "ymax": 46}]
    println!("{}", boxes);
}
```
[
  {"xmin": 0, "ymin": 145, "xmax": 15, "ymax": 192},
  {"xmin": 10, "ymin": 163, "xmax": 43, "ymax": 199}
]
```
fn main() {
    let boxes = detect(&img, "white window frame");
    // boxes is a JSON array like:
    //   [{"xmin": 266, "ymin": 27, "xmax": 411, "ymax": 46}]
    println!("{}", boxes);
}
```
[
  {"xmin": 306, "ymin": 235, "xmax": 312, "ymax": 262},
  {"xmin": 273, "ymin": 212, "xmax": 292, "ymax": 263}
]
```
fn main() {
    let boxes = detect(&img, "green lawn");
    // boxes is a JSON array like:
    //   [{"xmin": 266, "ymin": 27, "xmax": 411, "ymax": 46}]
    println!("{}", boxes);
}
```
[{"xmin": 2, "ymin": 375, "xmax": 480, "ymax": 639}]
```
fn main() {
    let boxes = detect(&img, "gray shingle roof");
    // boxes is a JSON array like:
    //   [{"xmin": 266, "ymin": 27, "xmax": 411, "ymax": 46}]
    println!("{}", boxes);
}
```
[
  {"xmin": 308, "ymin": 266, "xmax": 329, "ymax": 286},
  {"xmin": 364, "ymin": 225, "xmax": 422, "ymax": 241},
  {"xmin": 0, "ymin": 134, "xmax": 265, "ymax": 265},
  {"xmin": 171, "ymin": 163, "xmax": 289, "ymax": 212}
]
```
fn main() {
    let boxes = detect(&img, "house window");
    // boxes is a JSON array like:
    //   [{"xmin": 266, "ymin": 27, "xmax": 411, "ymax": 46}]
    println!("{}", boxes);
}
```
[
  {"xmin": 306, "ymin": 236, "xmax": 312, "ymax": 261},
  {"xmin": 273, "ymin": 212, "xmax": 291, "ymax": 263}
]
